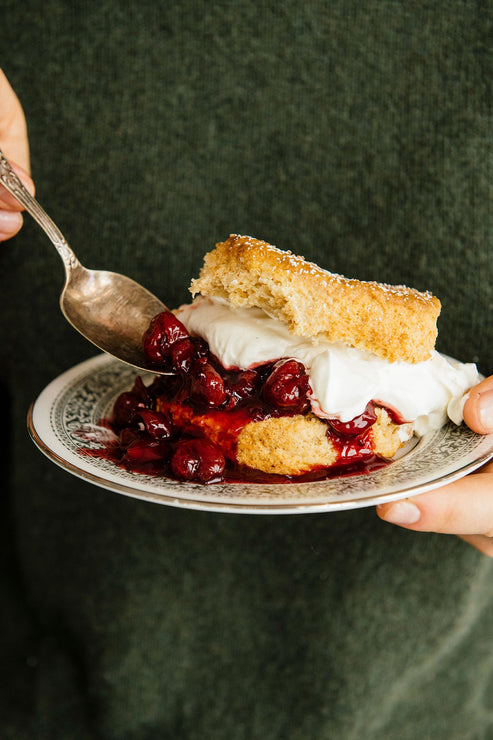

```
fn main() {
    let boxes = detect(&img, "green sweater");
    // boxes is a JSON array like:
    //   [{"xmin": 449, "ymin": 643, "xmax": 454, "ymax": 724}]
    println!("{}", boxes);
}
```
[{"xmin": 1, "ymin": 2, "xmax": 492, "ymax": 738}]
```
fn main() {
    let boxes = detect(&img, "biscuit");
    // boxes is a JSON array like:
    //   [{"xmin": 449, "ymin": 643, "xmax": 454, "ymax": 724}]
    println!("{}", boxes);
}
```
[
  {"xmin": 237, "ymin": 415, "xmax": 337, "ymax": 476},
  {"xmin": 236, "ymin": 408, "xmax": 410, "ymax": 476},
  {"xmin": 191, "ymin": 234, "xmax": 441, "ymax": 363}
]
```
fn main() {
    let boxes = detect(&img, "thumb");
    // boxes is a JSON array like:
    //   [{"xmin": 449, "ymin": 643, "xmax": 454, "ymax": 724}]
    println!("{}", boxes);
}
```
[
  {"xmin": 0, "ymin": 68, "xmax": 30, "ymax": 173},
  {"xmin": 463, "ymin": 375, "xmax": 493, "ymax": 434}
]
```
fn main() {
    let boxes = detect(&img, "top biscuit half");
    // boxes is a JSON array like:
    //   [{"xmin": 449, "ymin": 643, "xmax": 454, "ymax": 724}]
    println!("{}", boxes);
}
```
[{"xmin": 190, "ymin": 234, "xmax": 441, "ymax": 364}]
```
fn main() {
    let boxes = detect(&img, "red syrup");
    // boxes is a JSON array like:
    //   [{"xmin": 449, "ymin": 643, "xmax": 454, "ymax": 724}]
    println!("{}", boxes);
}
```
[
  {"xmin": 80, "ymin": 310, "xmax": 400, "ymax": 484},
  {"xmin": 81, "ymin": 440, "xmax": 388, "ymax": 485},
  {"xmin": 326, "ymin": 402, "xmax": 377, "ymax": 437}
]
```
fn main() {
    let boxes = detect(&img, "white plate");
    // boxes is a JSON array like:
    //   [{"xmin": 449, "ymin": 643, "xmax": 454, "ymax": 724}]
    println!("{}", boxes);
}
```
[{"xmin": 27, "ymin": 354, "xmax": 493, "ymax": 514}]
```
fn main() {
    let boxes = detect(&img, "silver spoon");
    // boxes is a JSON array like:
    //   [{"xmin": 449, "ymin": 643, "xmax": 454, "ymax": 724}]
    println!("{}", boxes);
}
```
[{"xmin": 0, "ymin": 147, "xmax": 168, "ymax": 374}]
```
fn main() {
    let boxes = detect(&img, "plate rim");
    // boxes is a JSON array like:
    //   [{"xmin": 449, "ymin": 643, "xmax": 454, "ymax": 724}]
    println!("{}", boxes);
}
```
[{"xmin": 27, "ymin": 354, "xmax": 493, "ymax": 515}]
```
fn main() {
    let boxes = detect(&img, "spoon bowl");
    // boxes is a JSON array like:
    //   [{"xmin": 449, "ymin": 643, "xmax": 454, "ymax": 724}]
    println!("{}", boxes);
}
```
[
  {"xmin": 61, "ymin": 262, "xmax": 167, "ymax": 371},
  {"xmin": 0, "ymin": 148, "xmax": 168, "ymax": 374}
]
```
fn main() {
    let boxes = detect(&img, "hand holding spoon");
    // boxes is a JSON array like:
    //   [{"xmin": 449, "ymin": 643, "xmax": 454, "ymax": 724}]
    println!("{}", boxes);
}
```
[{"xmin": 0, "ymin": 148, "xmax": 168, "ymax": 373}]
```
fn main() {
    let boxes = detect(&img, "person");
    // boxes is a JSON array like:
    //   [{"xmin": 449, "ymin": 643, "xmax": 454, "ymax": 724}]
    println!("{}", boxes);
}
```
[
  {"xmin": 2, "ymin": 68, "xmax": 492, "ymax": 556},
  {"xmin": 1, "ymin": 5, "xmax": 492, "ymax": 738}
]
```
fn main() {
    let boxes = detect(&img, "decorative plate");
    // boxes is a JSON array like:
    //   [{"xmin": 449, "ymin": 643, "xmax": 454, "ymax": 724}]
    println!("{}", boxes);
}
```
[{"xmin": 27, "ymin": 354, "xmax": 493, "ymax": 514}]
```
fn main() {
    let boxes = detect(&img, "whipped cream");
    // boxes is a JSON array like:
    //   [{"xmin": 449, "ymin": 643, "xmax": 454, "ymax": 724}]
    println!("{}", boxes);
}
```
[{"xmin": 176, "ymin": 296, "xmax": 479, "ymax": 435}]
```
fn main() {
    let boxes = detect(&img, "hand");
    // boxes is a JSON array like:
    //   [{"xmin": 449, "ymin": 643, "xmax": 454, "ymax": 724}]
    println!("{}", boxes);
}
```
[
  {"xmin": 0, "ymin": 68, "xmax": 34, "ymax": 241},
  {"xmin": 377, "ymin": 375, "xmax": 493, "ymax": 556}
]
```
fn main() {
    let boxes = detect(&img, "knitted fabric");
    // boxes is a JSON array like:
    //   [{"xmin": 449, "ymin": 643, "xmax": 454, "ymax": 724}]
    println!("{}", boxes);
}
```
[{"xmin": 1, "ymin": 2, "xmax": 492, "ymax": 738}]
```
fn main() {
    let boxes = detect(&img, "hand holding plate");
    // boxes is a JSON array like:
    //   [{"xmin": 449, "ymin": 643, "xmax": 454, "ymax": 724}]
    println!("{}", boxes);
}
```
[{"xmin": 377, "ymin": 375, "xmax": 493, "ymax": 556}]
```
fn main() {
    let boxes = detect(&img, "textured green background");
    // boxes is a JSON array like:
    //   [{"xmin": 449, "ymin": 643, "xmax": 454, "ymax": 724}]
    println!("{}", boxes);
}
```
[{"xmin": 1, "ymin": 2, "xmax": 493, "ymax": 738}]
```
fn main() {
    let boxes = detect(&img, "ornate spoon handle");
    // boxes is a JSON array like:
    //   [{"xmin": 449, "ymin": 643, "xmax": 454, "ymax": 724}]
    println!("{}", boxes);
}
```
[{"xmin": 0, "ymin": 147, "xmax": 80, "ymax": 272}]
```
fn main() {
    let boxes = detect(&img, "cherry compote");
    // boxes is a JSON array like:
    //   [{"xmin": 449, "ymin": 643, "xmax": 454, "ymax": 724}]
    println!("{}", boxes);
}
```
[
  {"xmin": 189, "ymin": 359, "xmax": 227, "ymax": 408},
  {"xmin": 112, "ymin": 376, "xmax": 151, "ymax": 428},
  {"xmin": 171, "ymin": 438, "xmax": 225, "ymax": 483},
  {"xmin": 262, "ymin": 359, "xmax": 310, "ymax": 413},
  {"xmin": 94, "ymin": 312, "xmax": 396, "ymax": 484},
  {"xmin": 327, "ymin": 402, "xmax": 377, "ymax": 437},
  {"xmin": 135, "ymin": 409, "xmax": 173, "ymax": 440},
  {"xmin": 224, "ymin": 369, "xmax": 260, "ymax": 409},
  {"xmin": 142, "ymin": 310, "xmax": 189, "ymax": 367}
]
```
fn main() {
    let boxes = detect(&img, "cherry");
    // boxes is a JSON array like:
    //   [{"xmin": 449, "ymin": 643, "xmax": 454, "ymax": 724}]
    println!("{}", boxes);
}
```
[
  {"xmin": 111, "ymin": 376, "xmax": 154, "ymax": 429},
  {"xmin": 135, "ymin": 409, "xmax": 173, "ymax": 440},
  {"xmin": 223, "ymin": 369, "xmax": 260, "ymax": 409},
  {"xmin": 190, "ymin": 336, "xmax": 210, "ymax": 359},
  {"xmin": 190, "ymin": 360, "xmax": 227, "ymax": 408},
  {"xmin": 146, "ymin": 374, "xmax": 183, "ymax": 404},
  {"xmin": 112, "ymin": 391, "xmax": 147, "ymax": 429},
  {"xmin": 327, "ymin": 403, "xmax": 377, "ymax": 437},
  {"xmin": 171, "ymin": 438, "xmax": 225, "ymax": 482},
  {"xmin": 170, "ymin": 338, "xmax": 196, "ymax": 374},
  {"xmin": 123, "ymin": 436, "xmax": 170, "ymax": 464},
  {"xmin": 142, "ymin": 311, "xmax": 190, "ymax": 364},
  {"xmin": 132, "ymin": 375, "xmax": 151, "ymax": 401},
  {"xmin": 230, "ymin": 369, "xmax": 259, "ymax": 399},
  {"xmin": 262, "ymin": 359, "xmax": 310, "ymax": 413},
  {"xmin": 116, "ymin": 421, "xmax": 170, "ymax": 464},
  {"xmin": 118, "ymin": 426, "xmax": 139, "ymax": 447}
]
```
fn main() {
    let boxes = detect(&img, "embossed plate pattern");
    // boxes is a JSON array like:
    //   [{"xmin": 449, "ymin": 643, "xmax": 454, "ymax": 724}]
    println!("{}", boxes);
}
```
[{"xmin": 27, "ymin": 354, "xmax": 493, "ymax": 514}]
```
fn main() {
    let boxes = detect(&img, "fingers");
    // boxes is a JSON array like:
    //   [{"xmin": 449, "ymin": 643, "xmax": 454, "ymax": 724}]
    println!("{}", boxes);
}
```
[
  {"xmin": 0, "ymin": 210, "xmax": 24, "ymax": 241},
  {"xmin": 0, "ymin": 68, "xmax": 30, "ymax": 172},
  {"xmin": 463, "ymin": 375, "xmax": 493, "ymax": 434},
  {"xmin": 0, "ymin": 160, "xmax": 35, "ymax": 242},
  {"xmin": 0, "ymin": 70, "xmax": 34, "ymax": 242},
  {"xmin": 376, "ymin": 462, "xmax": 493, "ymax": 555}
]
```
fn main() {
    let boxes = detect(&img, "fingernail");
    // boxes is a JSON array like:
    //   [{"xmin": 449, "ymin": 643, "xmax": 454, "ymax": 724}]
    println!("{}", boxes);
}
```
[
  {"xmin": 0, "ymin": 210, "xmax": 22, "ymax": 237},
  {"xmin": 478, "ymin": 389, "xmax": 493, "ymax": 431},
  {"xmin": 379, "ymin": 500, "xmax": 421, "ymax": 525}
]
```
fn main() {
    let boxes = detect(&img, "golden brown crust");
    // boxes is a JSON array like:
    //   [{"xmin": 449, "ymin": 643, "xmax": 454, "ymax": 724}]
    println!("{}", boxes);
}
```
[
  {"xmin": 236, "ymin": 410, "xmax": 410, "ymax": 476},
  {"xmin": 191, "ymin": 234, "xmax": 441, "ymax": 363}
]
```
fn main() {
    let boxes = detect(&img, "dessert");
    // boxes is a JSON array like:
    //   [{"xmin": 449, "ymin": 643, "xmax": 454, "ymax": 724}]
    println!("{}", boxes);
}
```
[{"xmin": 106, "ymin": 235, "xmax": 479, "ymax": 483}]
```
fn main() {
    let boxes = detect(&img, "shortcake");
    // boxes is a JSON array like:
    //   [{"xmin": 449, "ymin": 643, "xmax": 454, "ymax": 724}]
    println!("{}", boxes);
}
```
[{"xmin": 108, "ymin": 235, "xmax": 478, "ymax": 483}]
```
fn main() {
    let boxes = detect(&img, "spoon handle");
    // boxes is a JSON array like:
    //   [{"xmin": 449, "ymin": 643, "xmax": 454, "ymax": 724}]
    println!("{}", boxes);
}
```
[{"xmin": 0, "ymin": 147, "xmax": 80, "ymax": 273}]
